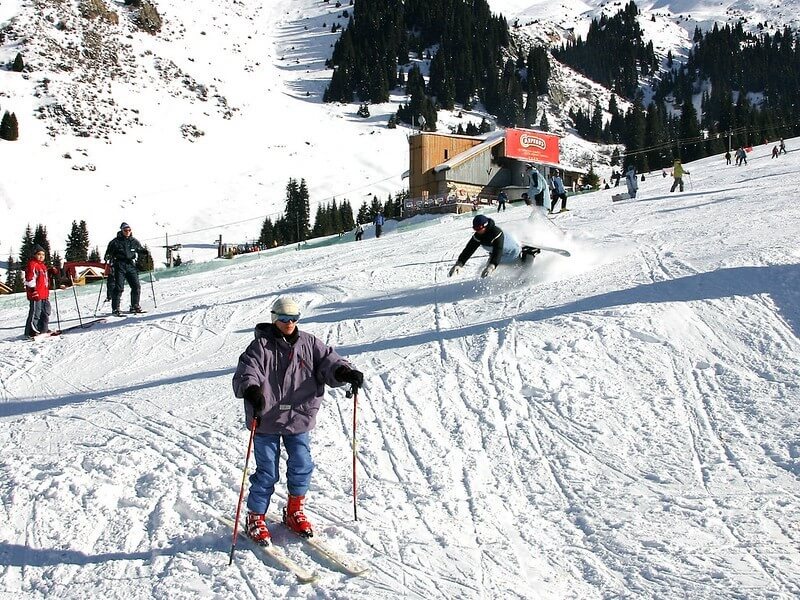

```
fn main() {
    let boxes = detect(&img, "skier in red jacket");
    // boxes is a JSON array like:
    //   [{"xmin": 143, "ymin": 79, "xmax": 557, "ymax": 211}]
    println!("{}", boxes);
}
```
[{"xmin": 24, "ymin": 245, "xmax": 60, "ymax": 338}]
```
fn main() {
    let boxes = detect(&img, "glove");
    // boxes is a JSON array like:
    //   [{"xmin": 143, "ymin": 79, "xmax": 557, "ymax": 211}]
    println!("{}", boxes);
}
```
[
  {"xmin": 243, "ymin": 385, "xmax": 265, "ymax": 424},
  {"xmin": 481, "ymin": 264, "xmax": 496, "ymax": 278},
  {"xmin": 448, "ymin": 262, "xmax": 464, "ymax": 277},
  {"xmin": 335, "ymin": 366, "xmax": 364, "ymax": 388},
  {"xmin": 49, "ymin": 267, "xmax": 60, "ymax": 276}
]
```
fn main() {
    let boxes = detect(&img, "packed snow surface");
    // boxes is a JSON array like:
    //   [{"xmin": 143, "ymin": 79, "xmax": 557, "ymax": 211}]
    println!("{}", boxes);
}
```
[{"xmin": 1, "ymin": 142, "xmax": 799, "ymax": 598}]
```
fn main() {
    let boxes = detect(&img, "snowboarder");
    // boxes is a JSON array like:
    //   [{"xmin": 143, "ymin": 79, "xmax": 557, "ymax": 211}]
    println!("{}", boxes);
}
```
[
  {"xmin": 625, "ymin": 164, "xmax": 638, "ymax": 199},
  {"xmin": 448, "ymin": 214, "xmax": 538, "ymax": 279},
  {"xmin": 525, "ymin": 163, "xmax": 547, "ymax": 208},
  {"xmin": 670, "ymin": 159, "xmax": 689, "ymax": 193},
  {"xmin": 232, "ymin": 297, "xmax": 364, "ymax": 545},
  {"xmin": 24, "ymin": 245, "xmax": 61, "ymax": 338},
  {"xmin": 549, "ymin": 170, "xmax": 568, "ymax": 213},
  {"xmin": 104, "ymin": 222, "xmax": 145, "ymax": 316},
  {"xmin": 496, "ymin": 189, "xmax": 508, "ymax": 212},
  {"xmin": 373, "ymin": 213, "xmax": 385, "ymax": 238}
]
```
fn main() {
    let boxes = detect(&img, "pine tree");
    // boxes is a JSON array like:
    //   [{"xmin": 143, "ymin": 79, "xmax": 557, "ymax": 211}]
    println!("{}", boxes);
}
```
[
  {"xmin": 136, "ymin": 246, "xmax": 154, "ymax": 272},
  {"xmin": 12, "ymin": 270, "xmax": 24, "ymax": 293},
  {"xmin": 539, "ymin": 112, "xmax": 549, "ymax": 132},
  {"xmin": 12, "ymin": 52, "xmax": 24, "ymax": 72},
  {"xmin": 0, "ymin": 111, "xmax": 19, "ymax": 141},
  {"xmin": 283, "ymin": 178, "xmax": 311, "ymax": 243},
  {"xmin": 89, "ymin": 247, "xmax": 101, "ymax": 262},
  {"xmin": 339, "ymin": 199, "xmax": 355, "ymax": 230},
  {"xmin": 65, "ymin": 221, "xmax": 84, "ymax": 262},
  {"xmin": 5, "ymin": 254, "xmax": 15, "ymax": 290},
  {"xmin": 259, "ymin": 217, "xmax": 275, "ymax": 247},
  {"xmin": 19, "ymin": 225, "xmax": 35, "ymax": 267},
  {"xmin": 357, "ymin": 201, "xmax": 369, "ymax": 224}
]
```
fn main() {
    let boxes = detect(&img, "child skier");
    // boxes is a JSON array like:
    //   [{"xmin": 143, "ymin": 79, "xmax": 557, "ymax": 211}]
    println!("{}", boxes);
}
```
[{"xmin": 232, "ymin": 297, "xmax": 364, "ymax": 545}]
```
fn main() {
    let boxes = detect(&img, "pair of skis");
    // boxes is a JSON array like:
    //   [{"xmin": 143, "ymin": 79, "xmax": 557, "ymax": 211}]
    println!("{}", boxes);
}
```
[
  {"xmin": 25, "ymin": 317, "xmax": 107, "ymax": 340},
  {"xmin": 220, "ymin": 513, "xmax": 369, "ymax": 583}
]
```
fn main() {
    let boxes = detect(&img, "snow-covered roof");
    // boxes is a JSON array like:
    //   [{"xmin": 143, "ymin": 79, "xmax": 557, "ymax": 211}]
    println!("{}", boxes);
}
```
[{"xmin": 433, "ymin": 131, "xmax": 506, "ymax": 173}]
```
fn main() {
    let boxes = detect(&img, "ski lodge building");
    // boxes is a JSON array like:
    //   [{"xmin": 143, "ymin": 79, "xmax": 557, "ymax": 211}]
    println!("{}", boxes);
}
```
[{"xmin": 405, "ymin": 127, "xmax": 585, "ymax": 216}]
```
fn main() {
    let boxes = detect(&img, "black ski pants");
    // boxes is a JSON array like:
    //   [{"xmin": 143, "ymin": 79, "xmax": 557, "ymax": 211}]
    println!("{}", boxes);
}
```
[{"xmin": 112, "ymin": 261, "xmax": 141, "ymax": 311}]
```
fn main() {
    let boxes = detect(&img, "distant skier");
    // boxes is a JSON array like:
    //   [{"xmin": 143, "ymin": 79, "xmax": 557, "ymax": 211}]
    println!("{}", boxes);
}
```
[
  {"xmin": 354, "ymin": 223, "xmax": 364, "ymax": 241},
  {"xmin": 625, "ymin": 164, "xmax": 638, "ymax": 199},
  {"xmin": 24, "ymin": 245, "xmax": 61, "ymax": 338},
  {"xmin": 735, "ymin": 147, "xmax": 748, "ymax": 166},
  {"xmin": 104, "ymin": 222, "xmax": 145, "ymax": 316},
  {"xmin": 549, "ymin": 170, "xmax": 568, "ymax": 213},
  {"xmin": 496, "ymin": 189, "xmax": 508, "ymax": 212},
  {"xmin": 525, "ymin": 163, "xmax": 547, "ymax": 208},
  {"xmin": 772, "ymin": 146, "xmax": 779, "ymax": 159},
  {"xmin": 670, "ymin": 159, "xmax": 690, "ymax": 192},
  {"xmin": 373, "ymin": 212, "xmax": 385, "ymax": 238},
  {"xmin": 724, "ymin": 150, "xmax": 731, "ymax": 165},
  {"xmin": 779, "ymin": 138, "xmax": 787, "ymax": 155},
  {"xmin": 232, "ymin": 296, "xmax": 364, "ymax": 545},
  {"xmin": 448, "ymin": 214, "xmax": 538, "ymax": 279}
]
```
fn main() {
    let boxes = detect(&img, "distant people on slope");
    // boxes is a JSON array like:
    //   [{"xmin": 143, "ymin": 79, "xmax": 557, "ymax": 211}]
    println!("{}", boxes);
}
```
[
  {"xmin": 724, "ymin": 150, "xmax": 732, "ymax": 165},
  {"xmin": 779, "ymin": 138, "xmax": 787, "ymax": 155},
  {"xmin": 735, "ymin": 147, "xmax": 748, "ymax": 166},
  {"xmin": 670, "ymin": 159, "xmax": 690, "ymax": 193},
  {"xmin": 373, "ymin": 213, "xmax": 385, "ymax": 238},
  {"xmin": 611, "ymin": 169, "xmax": 622, "ymax": 187},
  {"xmin": 625, "ymin": 164, "xmax": 638, "ymax": 199},
  {"xmin": 354, "ymin": 223, "xmax": 364, "ymax": 241},
  {"xmin": 772, "ymin": 146, "xmax": 780, "ymax": 159},
  {"xmin": 549, "ymin": 170, "xmax": 568, "ymax": 213},
  {"xmin": 526, "ymin": 163, "xmax": 547, "ymax": 208},
  {"xmin": 496, "ymin": 189, "xmax": 508, "ymax": 212}
]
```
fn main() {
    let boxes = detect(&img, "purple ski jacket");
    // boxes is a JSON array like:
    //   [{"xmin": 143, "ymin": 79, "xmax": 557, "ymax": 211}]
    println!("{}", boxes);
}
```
[{"xmin": 232, "ymin": 323, "xmax": 351, "ymax": 434}]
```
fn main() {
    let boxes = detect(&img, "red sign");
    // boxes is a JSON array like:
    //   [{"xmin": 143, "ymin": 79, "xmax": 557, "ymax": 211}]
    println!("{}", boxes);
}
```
[{"xmin": 504, "ymin": 128, "xmax": 560, "ymax": 164}]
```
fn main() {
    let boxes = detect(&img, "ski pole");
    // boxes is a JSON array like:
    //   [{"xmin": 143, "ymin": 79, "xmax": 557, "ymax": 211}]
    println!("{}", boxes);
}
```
[
  {"xmin": 53, "ymin": 288, "xmax": 61, "ymax": 332},
  {"xmin": 94, "ymin": 277, "xmax": 105, "ymax": 317},
  {"xmin": 229, "ymin": 418, "xmax": 258, "ymax": 566},
  {"xmin": 70, "ymin": 276, "xmax": 83, "ymax": 328},
  {"xmin": 149, "ymin": 268, "xmax": 157, "ymax": 309},
  {"xmin": 350, "ymin": 386, "xmax": 360, "ymax": 521}
]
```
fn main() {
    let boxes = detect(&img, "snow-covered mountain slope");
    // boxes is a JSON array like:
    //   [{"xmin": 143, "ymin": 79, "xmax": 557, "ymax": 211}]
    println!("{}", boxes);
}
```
[
  {"xmin": 1, "ymin": 0, "xmax": 795, "ymax": 265},
  {"xmin": 1, "ymin": 140, "xmax": 798, "ymax": 598}
]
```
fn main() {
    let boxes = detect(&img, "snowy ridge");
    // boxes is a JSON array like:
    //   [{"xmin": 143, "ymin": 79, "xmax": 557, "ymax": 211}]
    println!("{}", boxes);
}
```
[{"xmin": 1, "ymin": 141, "xmax": 799, "ymax": 598}]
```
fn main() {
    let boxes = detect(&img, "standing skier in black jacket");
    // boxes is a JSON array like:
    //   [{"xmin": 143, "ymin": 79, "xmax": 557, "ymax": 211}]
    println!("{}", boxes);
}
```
[{"xmin": 104, "ymin": 222, "xmax": 145, "ymax": 316}]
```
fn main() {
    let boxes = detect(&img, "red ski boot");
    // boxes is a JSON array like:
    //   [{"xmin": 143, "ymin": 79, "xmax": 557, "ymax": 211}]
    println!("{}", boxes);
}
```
[
  {"xmin": 246, "ymin": 512, "xmax": 272, "ymax": 546},
  {"xmin": 283, "ymin": 495, "xmax": 314, "ymax": 538}
]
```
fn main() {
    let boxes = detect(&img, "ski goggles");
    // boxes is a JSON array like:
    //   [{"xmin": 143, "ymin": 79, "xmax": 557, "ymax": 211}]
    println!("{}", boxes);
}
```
[{"xmin": 274, "ymin": 313, "xmax": 300, "ymax": 323}]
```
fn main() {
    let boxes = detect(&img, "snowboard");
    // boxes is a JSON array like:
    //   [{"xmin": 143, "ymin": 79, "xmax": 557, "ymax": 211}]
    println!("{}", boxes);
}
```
[{"xmin": 611, "ymin": 192, "xmax": 630, "ymax": 202}]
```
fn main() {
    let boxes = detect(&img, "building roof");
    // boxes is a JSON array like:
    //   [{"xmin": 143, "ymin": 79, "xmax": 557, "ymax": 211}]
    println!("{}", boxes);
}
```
[{"xmin": 432, "ymin": 131, "xmax": 506, "ymax": 173}]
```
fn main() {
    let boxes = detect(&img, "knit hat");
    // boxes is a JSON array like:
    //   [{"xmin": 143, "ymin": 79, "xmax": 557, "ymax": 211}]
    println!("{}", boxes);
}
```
[
  {"xmin": 472, "ymin": 214, "xmax": 489, "ymax": 230},
  {"xmin": 33, "ymin": 244, "xmax": 45, "ymax": 254},
  {"xmin": 120, "ymin": 222, "xmax": 130, "ymax": 230},
  {"xmin": 271, "ymin": 297, "xmax": 301, "ymax": 322}
]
